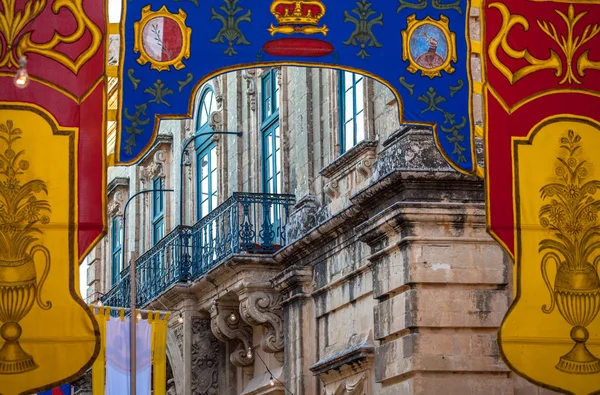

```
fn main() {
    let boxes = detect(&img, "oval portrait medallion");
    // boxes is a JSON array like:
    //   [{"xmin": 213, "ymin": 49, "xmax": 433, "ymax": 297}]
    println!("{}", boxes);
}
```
[
  {"xmin": 401, "ymin": 15, "xmax": 457, "ymax": 78},
  {"xmin": 410, "ymin": 24, "xmax": 448, "ymax": 70}
]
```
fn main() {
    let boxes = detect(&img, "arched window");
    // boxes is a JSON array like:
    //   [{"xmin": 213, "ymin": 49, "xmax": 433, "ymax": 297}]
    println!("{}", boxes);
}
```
[
  {"xmin": 195, "ymin": 87, "xmax": 219, "ymax": 220},
  {"xmin": 196, "ymin": 87, "xmax": 218, "ymax": 133}
]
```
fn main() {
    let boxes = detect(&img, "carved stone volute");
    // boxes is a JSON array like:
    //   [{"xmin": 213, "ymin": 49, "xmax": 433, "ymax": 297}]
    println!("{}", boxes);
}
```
[
  {"xmin": 210, "ymin": 300, "xmax": 254, "ymax": 368},
  {"xmin": 324, "ymin": 181, "xmax": 339, "ymax": 200},
  {"xmin": 238, "ymin": 286, "xmax": 284, "ymax": 354},
  {"xmin": 108, "ymin": 190, "xmax": 126, "ymax": 217},
  {"xmin": 209, "ymin": 110, "xmax": 223, "ymax": 133},
  {"xmin": 140, "ymin": 149, "xmax": 166, "ymax": 184}
]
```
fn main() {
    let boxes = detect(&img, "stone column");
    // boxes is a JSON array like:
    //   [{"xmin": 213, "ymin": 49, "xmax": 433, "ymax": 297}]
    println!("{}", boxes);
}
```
[{"xmin": 272, "ymin": 267, "xmax": 317, "ymax": 395}]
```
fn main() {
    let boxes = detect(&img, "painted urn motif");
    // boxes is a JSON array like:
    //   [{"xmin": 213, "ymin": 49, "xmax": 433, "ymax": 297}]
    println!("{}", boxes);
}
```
[
  {"xmin": 0, "ymin": 120, "xmax": 52, "ymax": 374},
  {"xmin": 539, "ymin": 130, "xmax": 600, "ymax": 374}
]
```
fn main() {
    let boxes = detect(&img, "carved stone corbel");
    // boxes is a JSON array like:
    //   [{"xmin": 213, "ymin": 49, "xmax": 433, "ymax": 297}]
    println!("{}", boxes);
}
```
[
  {"xmin": 238, "ymin": 288, "xmax": 284, "ymax": 354},
  {"xmin": 242, "ymin": 69, "xmax": 257, "ymax": 111},
  {"xmin": 210, "ymin": 301, "xmax": 254, "ymax": 368},
  {"xmin": 355, "ymin": 157, "xmax": 375, "ymax": 180},
  {"xmin": 108, "ymin": 190, "xmax": 126, "ymax": 217},
  {"xmin": 322, "ymin": 374, "xmax": 367, "ymax": 395},
  {"xmin": 140, "ymin": 149, "xmax": 166, "ymax": 183},
  {"xmin": 209, "ymin": 110, "xmax": 223, "ymax": 133},
  {"xmin": 324, "ymin": 180, "xmax": 340, "ymax": 200}
]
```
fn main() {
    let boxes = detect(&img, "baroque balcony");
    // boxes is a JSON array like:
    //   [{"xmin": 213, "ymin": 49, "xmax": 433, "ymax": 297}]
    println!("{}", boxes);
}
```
[{"xmin": 101, "ymin": 192, "xmax": 295, "ymax": 308}]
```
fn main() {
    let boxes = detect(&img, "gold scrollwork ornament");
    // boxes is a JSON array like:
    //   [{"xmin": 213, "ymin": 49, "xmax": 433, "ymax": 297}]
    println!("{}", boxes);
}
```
[
  {"xmin": 488, "ymin": 2, "xmax": 600, "ymax": 85},
  {"xmin": 0, "ymin": 0, "xmax": 102, "ymax": 72}
]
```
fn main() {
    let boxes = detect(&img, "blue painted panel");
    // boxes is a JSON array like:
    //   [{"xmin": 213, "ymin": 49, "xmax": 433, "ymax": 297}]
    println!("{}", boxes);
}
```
[{"xmin": 118, "ymin": 0, "xmax": 475, "ymax": 174}]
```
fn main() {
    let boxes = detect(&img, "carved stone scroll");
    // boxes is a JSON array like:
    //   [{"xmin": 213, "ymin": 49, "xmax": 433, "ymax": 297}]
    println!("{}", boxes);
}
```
[
  {"xmin": 210, "ymin": 301, "xmax": 254, "ymax": 367},
  {"xmin": 239, "ymin": 289, "xmax": 284, "ymax": 354}
]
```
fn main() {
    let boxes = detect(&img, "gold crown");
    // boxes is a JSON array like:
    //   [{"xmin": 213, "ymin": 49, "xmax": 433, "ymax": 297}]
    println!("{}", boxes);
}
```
[{"xmin": 270, "ymin": 0, "xmax": 325, "ymax": 26}]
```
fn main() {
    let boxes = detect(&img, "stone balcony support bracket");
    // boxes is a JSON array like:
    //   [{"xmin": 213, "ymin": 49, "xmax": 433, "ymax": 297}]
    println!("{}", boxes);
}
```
[
  {"xmin": 238, "ymin": 284, "xmax": 284, "ymax": 354},
  {"xmin": 210, "ymin": 301, "xmax": 254, "ymax": 368}
]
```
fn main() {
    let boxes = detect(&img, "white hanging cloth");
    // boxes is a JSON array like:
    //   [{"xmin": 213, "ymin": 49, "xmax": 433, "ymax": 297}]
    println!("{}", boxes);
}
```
[{"xmin": 105, "ymin": 317, "xmax": 152, "ymax": 395}]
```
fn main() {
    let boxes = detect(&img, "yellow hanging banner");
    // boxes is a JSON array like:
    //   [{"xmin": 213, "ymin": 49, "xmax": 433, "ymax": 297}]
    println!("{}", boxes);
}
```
[{"xmin": 0, "ymin": 105, "xmax": 99, "ymax": 394}]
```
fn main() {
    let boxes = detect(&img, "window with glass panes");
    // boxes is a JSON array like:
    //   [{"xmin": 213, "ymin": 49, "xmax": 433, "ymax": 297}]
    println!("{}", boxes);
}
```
[
  {"xmin": 152, "ymin": 177, "xmax": 165, "ymax": 244},
  {"xmin": 195, "ymin": 87, "xmax": 219, "ymax": 220},
  {"xmin": 196, "ymin": 144, "xmax": 218, "ymax": 219},
  {"xmin": 338, "ymin": 71, "xmax": 365, "ymax": 153},
  {"xmin": 261, "ymin": 69, "xmax": 281, "ymax": 195},
  {"xmin": 111, "ymin": 216, "xmax": 122, "ymax": 285}
]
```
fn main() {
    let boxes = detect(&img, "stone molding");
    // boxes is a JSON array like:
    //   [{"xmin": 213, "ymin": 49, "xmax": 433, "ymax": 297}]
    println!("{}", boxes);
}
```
[
  {"xmin": 238, "ymin": 285, "xmax": 284, "ymax": 353},
  {"xmin": 210, "ymin": 300, "xmax": 254, "ymax": 368},
  {"xmin": 242, "ymin": 69, "xmax": 257, "ymax": 112}
]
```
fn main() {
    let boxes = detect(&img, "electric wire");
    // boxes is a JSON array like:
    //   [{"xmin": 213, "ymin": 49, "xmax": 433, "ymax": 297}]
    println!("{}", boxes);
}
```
[{"xmin": 254, "ymin": 349, "xmax": 295, "ymax": 395}]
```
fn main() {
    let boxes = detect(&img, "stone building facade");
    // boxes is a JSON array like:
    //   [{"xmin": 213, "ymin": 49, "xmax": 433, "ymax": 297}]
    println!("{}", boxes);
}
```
[{"xmin": 85, "ymin": 11, "xmax": 559, "ymax": 395}]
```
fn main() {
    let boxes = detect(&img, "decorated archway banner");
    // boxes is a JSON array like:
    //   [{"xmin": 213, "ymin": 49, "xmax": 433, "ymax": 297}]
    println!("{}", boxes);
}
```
[
  {"xmin": 115, "ymin": 0, "xmax": 477, "ymax": 175},
  {"xmin": 484, "ymin": 0, "xmax": 600, "ymax": 393},
  {"xmin": 0, "ymin": 0, "xmax": 106, "ymax": 394}
]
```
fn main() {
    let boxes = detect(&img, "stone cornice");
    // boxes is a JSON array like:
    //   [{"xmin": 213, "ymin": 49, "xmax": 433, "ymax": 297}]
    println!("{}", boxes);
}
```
[
  {"xmin": 320, "ymin": 140, "xmax": 378, "ymax": 179},
  {"xmin": 137, "ymin": 134, "xmax": 173, "ymax": 165},
  {"xmin": 107, "ymin": 177, "xmax": 129, "ymax": 195},
  {"xmin": 309, "ymin": 343, "xmax": 374, "ymax": 376},
  {"xmin": 275, "ymin": 170, "xmax": 482, "ymax": 268},
  {"xmin": 381, "ymin": 125, "xmax": 430, "ymax": 149}
]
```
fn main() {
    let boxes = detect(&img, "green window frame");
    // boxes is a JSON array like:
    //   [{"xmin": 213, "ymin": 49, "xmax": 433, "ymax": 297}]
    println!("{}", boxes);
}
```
[
  {"xmin": 111, "ymin": 216, "xmax": 122, "ymax": 285},
  {"xmin": 152, "ymin": 177, "xmax": 165, "ymax": 245},
  {"xmin": 196, "ymin": 143, "xmax": 218, "ymax": 220},
  {"xmin": 338, "ymin": 71, "xmax": 365, "ymax": 154},
  {"xmin": 261, "ymin": 69, "xmax": 281, "ymax": 194}
]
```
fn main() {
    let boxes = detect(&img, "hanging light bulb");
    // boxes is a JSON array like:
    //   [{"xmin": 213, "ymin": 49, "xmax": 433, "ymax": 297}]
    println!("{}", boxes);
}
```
[
  {"xmin": 269, "ymin": 376, "xmax": 275, "ymax": 386},
  {"xmin": 95, "ymin": 299, "xmax": 103, "ymax": 308},
  {"xmin": 246, "ymin": 347, "xmax": 253, "ymax": 359},
  {"xmin": 229, "ymin": 312, "xmax": 237, "ymax": 323},
  {"xmin": 137, "ymin": 312, "xmax": 142, "ymax": 321},
  {"xmin": 13, "ymin": 56, "xmax": 30, "ymax": 89},
  {"xmin": 178, "ymin": 313, "xmax": 184, "ymax": 324}
]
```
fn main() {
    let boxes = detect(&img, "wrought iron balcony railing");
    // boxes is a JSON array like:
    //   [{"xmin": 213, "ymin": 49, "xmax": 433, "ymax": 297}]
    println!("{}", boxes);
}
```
[
  {"xmin": 101, "ymin": 270, "xmax": 130, "ymax": 308},
  {"xmin": 191, "ymin": 192, "xmax": 295, "ymax": 277},
  {"xmin": 101, "ymin": 193, "xmax": 295, "ymax": 308}
]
